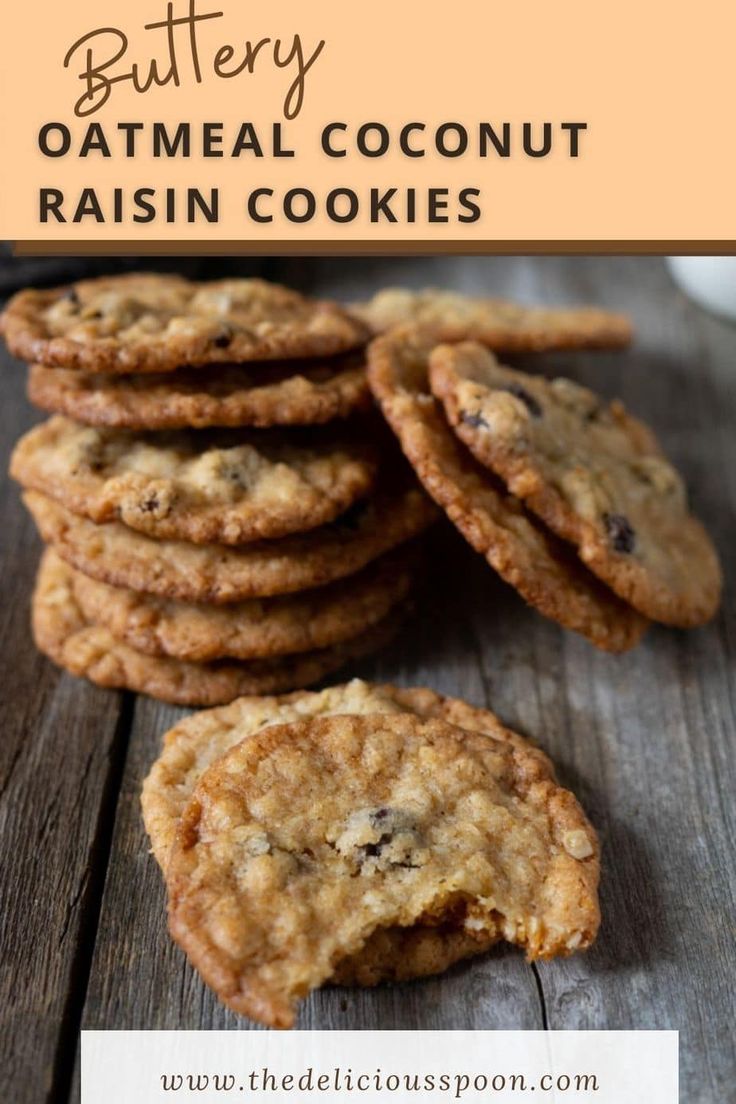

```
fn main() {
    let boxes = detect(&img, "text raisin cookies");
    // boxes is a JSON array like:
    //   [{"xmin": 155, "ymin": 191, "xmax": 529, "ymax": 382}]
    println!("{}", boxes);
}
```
[
  {"xmin": 142, "ymin": 682, "xmax": 599, "ymax": 1025},
  {"xmin": 6, "ymin": 275, "xmax": 435, "ymax": 704}
]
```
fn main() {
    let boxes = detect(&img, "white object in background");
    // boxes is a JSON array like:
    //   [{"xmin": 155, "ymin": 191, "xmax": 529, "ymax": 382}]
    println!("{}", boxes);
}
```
[{"xmin": 667, "ymin": 256, "xmax": 736, "ymax": 323}]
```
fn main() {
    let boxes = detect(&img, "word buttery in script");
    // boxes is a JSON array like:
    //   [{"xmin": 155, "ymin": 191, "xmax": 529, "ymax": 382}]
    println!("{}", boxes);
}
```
[{"xmin": 63, "ymin": 0, "xmax": 326, "ymax": 120}]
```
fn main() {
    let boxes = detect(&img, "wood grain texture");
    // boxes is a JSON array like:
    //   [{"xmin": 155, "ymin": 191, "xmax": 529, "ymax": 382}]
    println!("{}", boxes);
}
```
[
  {"xmin": 0, "ymin": 351, "xmax": 131, "ymax": 1104},
  {"xmin": 1, "ymin": 259, "xmax": 734, "ymax": 1104}
]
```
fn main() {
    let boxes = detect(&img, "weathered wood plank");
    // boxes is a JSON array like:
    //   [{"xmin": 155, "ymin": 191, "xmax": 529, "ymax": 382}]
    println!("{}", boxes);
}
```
[
  {"xmin": 514, "ymin": 259, "xmax": 736, "ymax": 1104},
  {"xmin": 0, "ymin": 346, "xmax": 132, "ymax": 1104}
]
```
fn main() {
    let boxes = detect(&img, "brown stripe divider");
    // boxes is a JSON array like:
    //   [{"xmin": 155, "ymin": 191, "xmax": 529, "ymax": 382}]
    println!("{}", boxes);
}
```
[{"xmin": 13, "ymin": 240, "xmax": 736, "ymax": 256}]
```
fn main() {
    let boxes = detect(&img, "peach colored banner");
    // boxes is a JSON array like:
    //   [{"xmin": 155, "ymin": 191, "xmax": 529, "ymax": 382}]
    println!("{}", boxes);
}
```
[{"xmin": 1, "ymin": 0, "xmax": 735, "ymax": 248}]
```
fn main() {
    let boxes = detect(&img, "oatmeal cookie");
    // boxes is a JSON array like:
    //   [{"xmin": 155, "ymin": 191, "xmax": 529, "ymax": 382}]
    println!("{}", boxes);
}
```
[
  {"xmin": 367, "ymin": 328, "xmax": 647, "ymax": 651},
  {"xmin": 143, "ymin": 678, "xmax": 536, "ymax": 987},
  {"xmin": 24, "ymin": 480, "xmax": 437, "ymax": 602},
  {"xmin": 27, "ymin": 356, "xmax": 370, "ymax": 429},
  {"xmin": 429, "ymin": 343, "xmax": 722, "ymax": 626},
  {"xmin": 68, "ymin": 543, "xmax": 418, "ymax": 662},
  {"xmin": 12, "ymin": 416, "xmax": 377, "ymax": 544},
  {"xmin": 1, "ymin": 274, "xmax": 368, "ymax": 373},
  {"xmin": 167, "ymin": 713, "xmax": 600, "ymax": 1026},
  {"xmin": 32, "ymin": 549, "xmax": 406, "ymax": 706},
  {"xmin": 142, "ymin": 678, "xmax": 541, "ymax": 869},
  {"xmin": 353, "ymin": 287, "xmax": 631, "ymax": 350},
  {"xmin": 330, "ymin": 923, "xmax": 496, "ymax": 988}
]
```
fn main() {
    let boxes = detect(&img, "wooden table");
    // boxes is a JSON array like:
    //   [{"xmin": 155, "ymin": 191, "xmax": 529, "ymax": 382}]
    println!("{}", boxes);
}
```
[{"xmin": 1, "ymin": 257, "xmax": 734, "ymax": 1104}]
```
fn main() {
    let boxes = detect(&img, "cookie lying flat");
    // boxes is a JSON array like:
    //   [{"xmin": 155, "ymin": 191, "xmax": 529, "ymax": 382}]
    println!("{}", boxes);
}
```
[
  {"xmin": 33, "ymin": 550, "xmax": 406, "ymax": 706},
  {"xmin": 367, "ymin": 328, "xmax": 647, "ymax": 652},
  {"xmin": 167, "ymin": 713, "xmax": 600, "ymax": 1027},
  {"xmin": 143, "ymin": 680, "xmax": 538, "ymax": 989},
  {"xmin": 1, "ymin": 274, "xmax": 368, "ymax": 373},
  {"xmin": 68, "ymin": 544, "xmax": 418, "ymax": 662},
  {"xmin": 24, "ymin": 480, "xmax": 437, "ymax": 602},
  {"xmin": 142, "ymin": 678, "xmax": 541, "ymax": 869},
  {"xmin": 28, "ymin": 357, "xmax": 371, "ymax": 430},
  {"xmin": 12, "ymin": 416, "xmax": 377, "ymax": 545},
  {"xmin": 430, "ymin": 344, "xmax": 722, "ymax": 627},
  {"xmin": 353, "ymin": 288, "xmax": 631, "ymax": 351}
]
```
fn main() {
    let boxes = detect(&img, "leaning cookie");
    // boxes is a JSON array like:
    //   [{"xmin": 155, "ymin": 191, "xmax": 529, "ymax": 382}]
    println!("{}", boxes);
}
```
[
  {"xmin": 167, "ymin": 712, "xmax": 600, "ymax": 1027},
  {"xmin": 1, "ymin": 274, "xmax": 368, "ymax": 373},
  {"xmin": 32, "ymin": 549, "xmax": 408, "ymax": 707},
  {"xmin": 367, "ymin": 328, "xmax": 647, "ymax": 652},
  {"xmin": 28, "ymin": 356, "xmax": 371, "ymax": 430},
  {"xmin": 24, "ymin": 479, "xmax": 437, "ymax": 603},
  {"xmin": 11, "ymin": 416, "xmax": 377, "ymax": 545},
  {"xmin": 429, "ymin": 343, "xmax": 722, "ymax": 627},
  {"xmin": 66, "ymin": 543, "xmax": 419, "ymax": 662},
  {"xmin": 353, "ymin": 287, "xmax": 631, "ymax": 350}
]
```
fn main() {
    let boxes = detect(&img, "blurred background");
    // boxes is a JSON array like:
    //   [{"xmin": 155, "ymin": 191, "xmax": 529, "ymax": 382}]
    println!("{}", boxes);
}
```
[
  {"xmin": 0, "ymin": 244, "xmax": 266, "ymax": 297},
  {"xmin": 3, "ymin": 246, "xmax": 736, "ymax": 329}
]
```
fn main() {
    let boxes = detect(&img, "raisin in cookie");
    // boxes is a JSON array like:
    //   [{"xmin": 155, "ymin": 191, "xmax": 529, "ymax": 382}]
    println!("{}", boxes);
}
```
[
  {"xmin": 32, "ymin": 550, "xmax": 406, "ymax": 706},
  {"xmin": 12, "ymin": 416, "xmax": 377, "ymax": 544},
  {"xmin": 167, "ymin": 713, "xmax": 600, "ymax": 1027},
  {"xmin": 24, "ymin": 479, "xmax": 436, "ymax": 602},
  {"xmin": 67, "ymin": 543, "xmax": 418, "ymax": 662},
  {"xmin": 367, "ymin": 328, "xmax": 647, "ymax": 652},
  {"xmin": 1, "ymin": 274, "xmax": 368, "ymax": 373},
  {"xmin": 429, "ymin": 343, "xmax": 722, "ymax": 626},
  {"xmin": 143, "ymin": 679, "xmax": 536, "ymax": 987},
  {"xmin": 353, "ymin": 288, "xmax": 631, "ymax": 350},
  {"xmin": 28, "ymin": 356, "xmax": 370, "ymax": 430},
  {"xmin": 142, "ymin": 678, "xmax": 542, "ymax": 869}
]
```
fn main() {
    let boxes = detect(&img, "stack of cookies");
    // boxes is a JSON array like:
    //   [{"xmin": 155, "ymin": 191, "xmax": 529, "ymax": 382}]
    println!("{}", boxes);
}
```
[
  {"xmin": 361, "ymin": 293, "xmax": 721, "ymax": 647},
  {"xmin": 2, "ymin": 274, "xmax": 438, "ymax": 705},
  {"xmin": 142, "ymin": 678, "xmax": 601, "ymax": 1027}
]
